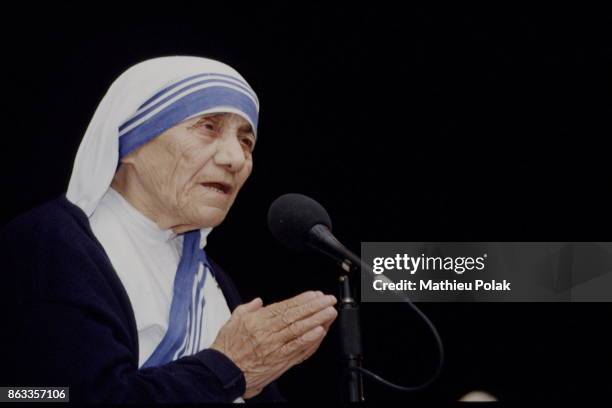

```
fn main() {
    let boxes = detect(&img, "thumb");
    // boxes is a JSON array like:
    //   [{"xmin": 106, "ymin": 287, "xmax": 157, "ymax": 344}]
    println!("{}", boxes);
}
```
[{"xmin": 233, "ymin": 297, "xmax": 263, "ymax": 315}]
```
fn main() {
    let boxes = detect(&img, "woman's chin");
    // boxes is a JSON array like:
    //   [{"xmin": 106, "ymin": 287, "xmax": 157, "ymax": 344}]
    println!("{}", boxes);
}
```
[{"xmin": 193, "ymin": 207, "xmax": 228, "ymax": 228}]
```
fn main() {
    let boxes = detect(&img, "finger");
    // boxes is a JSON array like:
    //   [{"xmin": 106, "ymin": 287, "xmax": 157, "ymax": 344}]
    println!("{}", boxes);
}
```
[
  {"xmin": 252, "ymin": 326, "xmax": 328, "ymax": 387},
  {"xmin": 261, "ymin": 291, "xmax": 323, "ymax": 319},
  {"xmin": 296, "ymin": 317, "xmax": 335, "ymax": 365},
  {"xmin": 295, "ymin": 335, "xmax": 325, "ymax": 364},
  {"xmin": 267, "ymin": 294, "xmax": 337, "ymax": 332},
  {"xmin": 277, "ymin": 325, "xmax": 326, "ymax": 359},
  {"xmin": 233, "ymin": 297, "xmax": 263, "ymax": 316},
  {"xmin": 321, "ymin": 307, "xmax": 337, "ymax": 332},
  {"xmin": 271, "ymin": 306, "xmax": 337, "ymax": 346}
]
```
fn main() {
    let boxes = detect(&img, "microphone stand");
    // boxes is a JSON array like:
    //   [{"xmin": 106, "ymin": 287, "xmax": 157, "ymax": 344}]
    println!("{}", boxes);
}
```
[
  {"xmin": 304, "ymin": 224, "xmax": 444, "ymax": 401},
  {"xmin": 338, "ymin": 267, "xmax": 364, "ymax": 403},
  {"xmin": 307, "ymin": 225, "xmax": 365, "ymax": 402}
]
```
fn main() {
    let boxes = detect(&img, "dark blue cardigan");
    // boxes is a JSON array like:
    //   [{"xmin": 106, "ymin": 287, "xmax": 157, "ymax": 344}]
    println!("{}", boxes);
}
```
[{"xmin": 0, "ymin": 196, "xmax": 284, "ymax": 403}]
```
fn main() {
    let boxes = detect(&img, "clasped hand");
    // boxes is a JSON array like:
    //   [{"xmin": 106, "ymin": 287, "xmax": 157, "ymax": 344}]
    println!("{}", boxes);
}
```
[{"xmin": 211, "ymin": 291, "xmax": 338, "ymax": 398}]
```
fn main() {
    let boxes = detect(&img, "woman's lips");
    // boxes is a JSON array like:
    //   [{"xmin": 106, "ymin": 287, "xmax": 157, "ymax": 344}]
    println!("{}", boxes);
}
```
[{"xmin": 200, "ymin": 182, "xmax": 232, "ymax": 195}]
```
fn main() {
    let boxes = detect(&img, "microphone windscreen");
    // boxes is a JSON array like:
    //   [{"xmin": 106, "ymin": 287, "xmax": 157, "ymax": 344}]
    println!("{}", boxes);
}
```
[{"xmin": 267, "ymin": 193, "xmax": 332, "ymax": 252}]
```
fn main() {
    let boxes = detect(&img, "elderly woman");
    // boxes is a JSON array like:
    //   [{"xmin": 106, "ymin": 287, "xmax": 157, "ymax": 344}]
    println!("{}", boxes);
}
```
[{"xmin": 0, "ymin": 56, "xmax": 337, "ymax": 403}]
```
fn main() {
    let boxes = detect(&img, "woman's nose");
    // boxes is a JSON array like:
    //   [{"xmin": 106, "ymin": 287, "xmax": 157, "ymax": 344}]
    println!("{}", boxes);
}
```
[{"xmin": 214, "ymin": 134, "xmax": 246, "ymax": 172}]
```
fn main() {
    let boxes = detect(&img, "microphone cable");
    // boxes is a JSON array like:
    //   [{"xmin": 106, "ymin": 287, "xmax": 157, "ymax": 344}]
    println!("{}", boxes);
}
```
[{"xmin": 343, "ymin": 255, "xmax": 445, "ymax": 393}]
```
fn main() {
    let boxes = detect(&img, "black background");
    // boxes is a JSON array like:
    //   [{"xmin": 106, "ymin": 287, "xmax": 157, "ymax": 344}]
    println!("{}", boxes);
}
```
[{"xmin": 1, "ymin": 4, "xmax": 611, "ymax": 403}]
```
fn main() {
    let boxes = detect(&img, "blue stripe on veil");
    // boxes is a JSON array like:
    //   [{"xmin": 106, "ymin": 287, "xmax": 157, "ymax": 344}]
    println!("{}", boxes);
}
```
[{"xmin": 142, "ymin": 229, "xmax": 210, "ymax": 368}]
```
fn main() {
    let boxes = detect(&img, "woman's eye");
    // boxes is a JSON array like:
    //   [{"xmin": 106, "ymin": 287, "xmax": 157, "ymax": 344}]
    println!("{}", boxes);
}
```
[
  {"xmin": 241, "ymin": 137, "xmax": 254, "ymax": 150},
  {"xmin": 202, "ymin": 122, "xmax": 215, "ymax": 131}
]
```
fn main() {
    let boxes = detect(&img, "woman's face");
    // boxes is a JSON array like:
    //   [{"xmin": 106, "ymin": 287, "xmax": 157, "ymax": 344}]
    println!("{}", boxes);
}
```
[{"xmin": 118, "ymin": 112, "xmax": 255, "ymax": 232}]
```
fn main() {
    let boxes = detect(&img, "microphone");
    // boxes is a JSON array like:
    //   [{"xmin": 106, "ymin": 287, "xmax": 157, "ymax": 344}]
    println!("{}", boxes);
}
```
[
  {"xmin": 267, "ymin": 193, "xmax": 445, "ymax": 394},
  {"xmin": 267, "ymin": 193, "xmax": 363, "ymax": 272},
  {"xmin": 268, "ymin": 193, "xmax": 366, "ymax": 401}
]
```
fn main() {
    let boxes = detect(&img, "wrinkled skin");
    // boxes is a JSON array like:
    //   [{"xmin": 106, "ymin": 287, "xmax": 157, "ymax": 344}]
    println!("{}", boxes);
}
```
[
  {"xmin": 113, "ymin": 112, "xmax": 255, "ymax": 234},
  {"xmin": 112, "ymin": 113, "xmax": 337, "ymax": 399},
  {"xmin": 211, "ymin": 291, "xmax": 337, "ymax": 398}
]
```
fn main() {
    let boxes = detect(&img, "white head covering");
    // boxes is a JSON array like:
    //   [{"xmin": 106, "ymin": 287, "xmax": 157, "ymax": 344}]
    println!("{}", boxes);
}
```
[
  {"xmin": 71, "ymin": 58, "xmax": 259, "ymax": 387},
  {"xmin": 67, "ymin": 55, "xmax": 259, "ymax": 217}
]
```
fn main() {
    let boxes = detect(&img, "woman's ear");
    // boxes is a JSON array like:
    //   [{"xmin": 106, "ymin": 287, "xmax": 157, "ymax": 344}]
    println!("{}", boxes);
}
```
[{"xmin": 111, "ymin": 160, "xmax": 134, "ymax": 191}]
